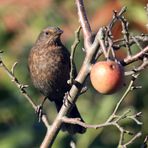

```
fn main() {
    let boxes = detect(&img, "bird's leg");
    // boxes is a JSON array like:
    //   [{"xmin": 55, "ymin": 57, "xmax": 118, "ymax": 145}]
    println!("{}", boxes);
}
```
[{"xmin": 36, "ymin": 96, "xmax": 48, "ymax": 122}]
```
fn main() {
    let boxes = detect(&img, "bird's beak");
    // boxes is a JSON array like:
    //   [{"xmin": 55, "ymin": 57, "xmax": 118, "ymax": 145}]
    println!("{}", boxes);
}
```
[{"xmin": 56, "ymin": 29, "xmax": 63, "ymax": 35}]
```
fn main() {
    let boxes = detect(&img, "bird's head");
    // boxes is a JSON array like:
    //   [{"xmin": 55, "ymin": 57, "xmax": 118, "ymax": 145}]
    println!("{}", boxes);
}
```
[{"xmin": 36, "ymin": 26, "xmax": 63, "ymax": 45}]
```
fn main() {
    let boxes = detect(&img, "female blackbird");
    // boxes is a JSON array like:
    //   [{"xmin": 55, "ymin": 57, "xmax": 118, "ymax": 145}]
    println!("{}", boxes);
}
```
[{"xmin": 28, "ymin": 26, "xmax": 86, "ymax": 134}]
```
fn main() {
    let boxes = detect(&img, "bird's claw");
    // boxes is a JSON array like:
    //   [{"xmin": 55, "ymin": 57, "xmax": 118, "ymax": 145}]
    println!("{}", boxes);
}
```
[
  {"xmin": 35, "ymin": 105, "xmax": 43, "ymax": 122},
  {"xmin": 35, "ymin": 97, "xmax": 47, "ymax": 122},
  {"xmin": 63, "ymin": 92, "xmax": 73, "ymax": 107}
]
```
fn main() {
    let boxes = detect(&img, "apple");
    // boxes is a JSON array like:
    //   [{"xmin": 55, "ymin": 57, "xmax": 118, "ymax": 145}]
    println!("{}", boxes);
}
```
[{"xmin": 90, "ymin": 61, "xmax": 124, "ymax": 94}]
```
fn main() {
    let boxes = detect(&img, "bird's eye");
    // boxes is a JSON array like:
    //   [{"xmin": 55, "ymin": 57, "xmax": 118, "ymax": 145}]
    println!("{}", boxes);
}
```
[{"xmin": 45, "ymin": 31, "xmax": 49, "ymax": 35}]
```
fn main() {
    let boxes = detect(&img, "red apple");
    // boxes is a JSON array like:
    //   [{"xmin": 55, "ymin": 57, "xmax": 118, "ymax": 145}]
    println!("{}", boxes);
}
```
[{"xmin": 90, "ymin": 61, "xmax": 124, "ymax": 94}]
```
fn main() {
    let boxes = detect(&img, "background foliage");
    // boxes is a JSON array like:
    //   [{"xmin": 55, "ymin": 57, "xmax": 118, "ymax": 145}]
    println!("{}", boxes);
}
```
[{"xmin": 0, "ymin": 0, "xmax": 147, "ymax": 147}]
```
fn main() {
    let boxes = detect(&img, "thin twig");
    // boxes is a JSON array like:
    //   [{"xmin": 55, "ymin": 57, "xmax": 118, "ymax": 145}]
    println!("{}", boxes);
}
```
[
  {"xmin": 113, "ymin": 34, "xmax": 148, "ymax": 50},
  {"xmin": 0, "ymin": 53, "xmax": 50, "ymax": 130},
  {"xmin": 125, "ymin": 58, "xmax": 148, "ymax": 75},
  {"xmin": 108, "ymin": 7, "xmax": 127, "ymax": 29},
  {"xmin": 106, "ymin": 74, "xmax": 138, "ymax": 123},
  {"xmin": 141, "ymin": 135, "xmax": 148, "ymax": 148},
  {"xmin": 0, "ymin": 56, "xmax": 36, "ymax": 109},
  {"xmin": 120, "ymin": 15, "xmax": 132, "ymax": 57},
  {"xmin": 97, "ymin": 27, "xmax": 109, "ymax": 59},
  {"xmin": 131, "ymin": 35, "xmax": 143, "ymax": 51},
  {"xmin": 123, "ymin": 132, "xmax": 142, "ymax": 147},
  {"xmin": 76, "ymin": 0, "xmax": 92, "ymax": 49},
  {"xmin": 68, "ymin": 26, "xmax": 82, "ymax": 85},
  {"xmin": 123, "ymin": 46, "xmax": 148, "ymax": 65}
]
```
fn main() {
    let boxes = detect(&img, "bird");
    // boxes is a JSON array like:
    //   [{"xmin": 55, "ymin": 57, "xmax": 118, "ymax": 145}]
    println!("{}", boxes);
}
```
[{"xmin": 28, "ymin": 26, "xmax": 86, "ymax": 134}]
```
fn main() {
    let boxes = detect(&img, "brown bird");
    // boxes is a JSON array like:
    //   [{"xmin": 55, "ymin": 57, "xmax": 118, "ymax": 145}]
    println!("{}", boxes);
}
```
[{"xmin": 28, "ymin": 26, "xmax": 86, "ymax": 134}]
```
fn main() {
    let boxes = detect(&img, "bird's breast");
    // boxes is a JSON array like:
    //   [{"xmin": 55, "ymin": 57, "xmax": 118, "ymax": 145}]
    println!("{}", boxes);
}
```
[{"xmin": 28, "ymin": 46, "xmax": 70, "ymax": 98}]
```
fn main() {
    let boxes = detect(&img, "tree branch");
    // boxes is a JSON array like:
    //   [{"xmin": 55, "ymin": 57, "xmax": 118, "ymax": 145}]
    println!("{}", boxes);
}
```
[
  {"xmin": 113, "ymin": 35, "xmax": 148, "ymax": 50},
  {"xmin": 68, "ymin": 26, "xmax": 82, "ymax": 85},
  {"xmin": 123, "ymin": 46, "xmax": 148, "ymax": 65},
  {"xmin": 75, "ymin": 0, "xmax": 92, "ymax": 49}
]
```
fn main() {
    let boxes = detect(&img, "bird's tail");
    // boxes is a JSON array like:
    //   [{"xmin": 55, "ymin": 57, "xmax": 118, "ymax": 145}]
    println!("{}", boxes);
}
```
[{"xmin": 54, "ymin": 100, "xmax": 86, "ymax": 134}]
